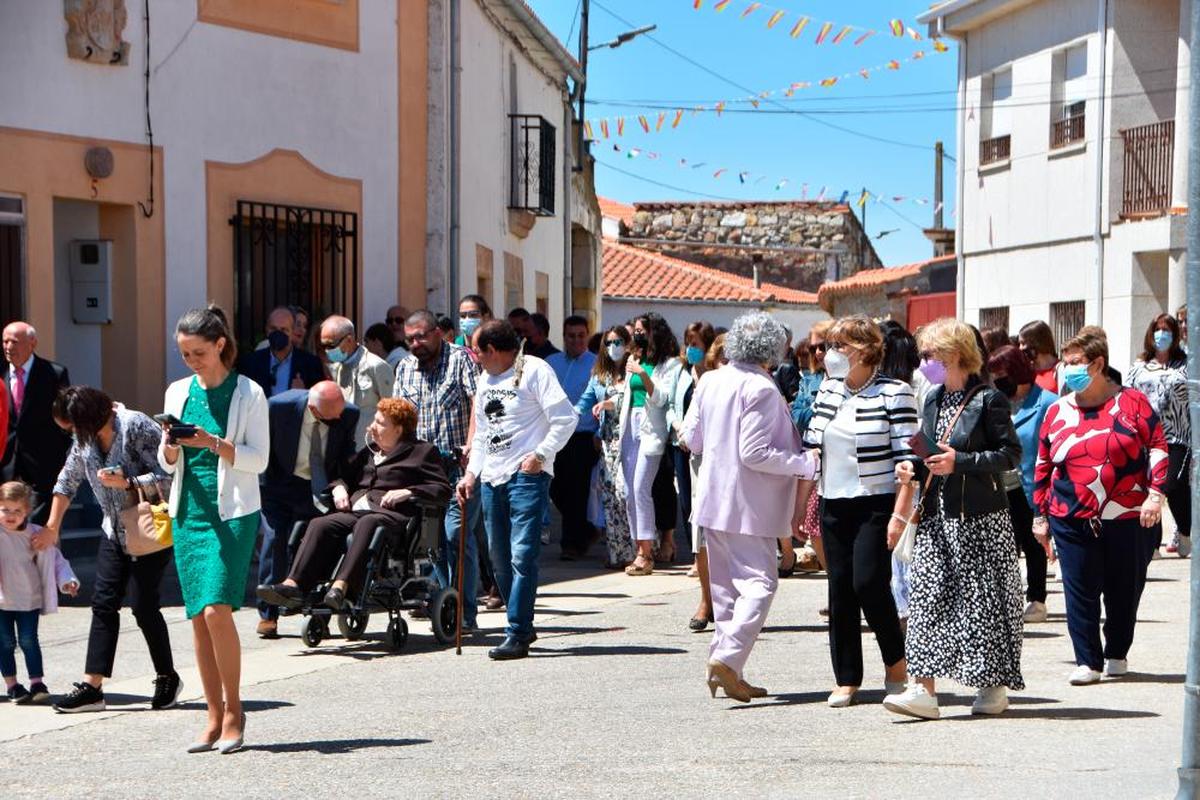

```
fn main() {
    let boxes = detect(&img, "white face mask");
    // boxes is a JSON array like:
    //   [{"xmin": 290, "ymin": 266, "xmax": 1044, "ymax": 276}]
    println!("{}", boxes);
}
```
[
  {"xmin": 824, "ymin": 349, "xmax": 850, "ymax": 379},
  {"xmin": 607, "ymin": 343, "xmax": 626, "ymax": 362}
]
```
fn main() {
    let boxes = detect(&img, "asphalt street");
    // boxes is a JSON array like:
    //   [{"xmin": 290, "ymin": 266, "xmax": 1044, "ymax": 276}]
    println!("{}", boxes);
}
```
[{"xmin": 0, "ymin": 547, "xmax": 1192, "ymax": 799}]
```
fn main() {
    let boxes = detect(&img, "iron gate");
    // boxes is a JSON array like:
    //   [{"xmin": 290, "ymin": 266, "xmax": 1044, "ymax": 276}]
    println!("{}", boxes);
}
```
[{"xmin": 230, "ymin": 200, "xmax": 358, "ymax": 350}]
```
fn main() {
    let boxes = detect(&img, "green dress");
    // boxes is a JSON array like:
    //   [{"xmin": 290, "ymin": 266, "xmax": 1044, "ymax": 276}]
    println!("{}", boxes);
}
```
[{"xmin": 173, "ymin": 373, "xmax": 260, "ymax": 619}]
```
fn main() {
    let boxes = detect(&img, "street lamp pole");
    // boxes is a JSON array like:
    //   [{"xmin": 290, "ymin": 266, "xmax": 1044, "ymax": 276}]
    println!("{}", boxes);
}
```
[{"xmin": 1178, "ymin": 0, "xmax": 1200, "ymax": 794}]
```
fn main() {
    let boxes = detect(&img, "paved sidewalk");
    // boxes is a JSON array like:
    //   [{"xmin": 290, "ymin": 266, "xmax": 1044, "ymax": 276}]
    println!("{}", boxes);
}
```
[{"xmin": 0, "ymin": 553, "xmax": 1191, "ymax": 799}]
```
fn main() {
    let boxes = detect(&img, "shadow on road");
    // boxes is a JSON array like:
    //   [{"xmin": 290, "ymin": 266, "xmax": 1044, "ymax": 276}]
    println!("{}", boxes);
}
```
[
  {"xmin": 243, "ymin": 737, "xmax": 432, "ymax": 755},
  {"xmin": 1108, "ymin": 672, "xmax": 1185, "ymax": 684},
  {"xmin": 950, "ymin": 707, "xmax": 1159, "ymax": 721},
  {"xmin": 530, "ymin": 644, "xmax": 688, "ymax": 658},
  {"xmin": 539, "ymin": 592, "xmax": 632, "ymax": 599}
]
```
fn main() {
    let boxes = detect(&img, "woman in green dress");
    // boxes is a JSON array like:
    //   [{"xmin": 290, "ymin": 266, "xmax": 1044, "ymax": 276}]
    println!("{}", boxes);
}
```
[{"xmin": 158, "ymin": 306, "xmax": 269, "ymax": 755}]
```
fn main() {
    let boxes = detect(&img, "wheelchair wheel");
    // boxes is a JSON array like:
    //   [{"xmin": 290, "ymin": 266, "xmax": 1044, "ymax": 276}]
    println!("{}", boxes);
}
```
[
  {"xmin": 301, "ymin": 616, "xmax": 327, "ymax": 648},
  {"xmin": 387, "ymin": 617, "xmax": 409, "ymax": 651},
  {"xmin": 429, "ymin": 587, "xmax": 459, "ymax": 645},
  {"xmin": 336, "ymin": 612, "xmax": 369, "ymax": 641}
]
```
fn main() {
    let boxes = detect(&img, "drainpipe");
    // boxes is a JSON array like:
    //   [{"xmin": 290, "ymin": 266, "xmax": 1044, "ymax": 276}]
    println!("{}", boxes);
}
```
[
  {"xmin": 950, "ymin": 18, "xmax": 968, "ymax": 321},
  {"xmin": 563, "ymin": 92, "xmax": 574, "ymax": 321},
  {"xmin": 448, "ymin": 0, "xmax": 461, "ymax": 313},
  {"xmin": 1092, "ymin": 0, "xmax": 1109, "ymax": 327}
]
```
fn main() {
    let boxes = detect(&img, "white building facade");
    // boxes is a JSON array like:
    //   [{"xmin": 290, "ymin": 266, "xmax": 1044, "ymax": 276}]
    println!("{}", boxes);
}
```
[
  {"xmin": 0, "ymin": 0, "xmax": 430, "ymax": 411},
  {"xmin": 426, "ymin": 0, "xmax": 602, "ymax": 336},
  {"xmin": 920, "ymin": 0, "xmax": 1191, "ymax": 369}
]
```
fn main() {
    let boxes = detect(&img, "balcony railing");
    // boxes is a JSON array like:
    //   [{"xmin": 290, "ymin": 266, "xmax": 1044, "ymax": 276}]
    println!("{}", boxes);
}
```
[
  {"xmin": 979, "ymin": 134, "xmax": 1011, "ymax": 166},
  {"xmin": 1051, "ymin": 113, "xmax": 1085, "ymax": 149},
  {"xmin": 509, "ymin": 114, "xmax": 556, "ymax": 216},
  {"xmin": 1121, "ymin": 119, "xmax": 1174, "ymax": 218}
]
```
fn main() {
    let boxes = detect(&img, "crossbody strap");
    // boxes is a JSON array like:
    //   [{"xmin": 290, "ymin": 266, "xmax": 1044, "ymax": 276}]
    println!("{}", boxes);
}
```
[{"xmin": 917, "ymin": 384, "xmax": 986, "ymax": 498}]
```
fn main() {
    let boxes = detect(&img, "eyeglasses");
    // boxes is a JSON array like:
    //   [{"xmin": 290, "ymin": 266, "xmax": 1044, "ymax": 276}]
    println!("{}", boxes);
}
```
[
  {"xmin": 919, "ymin": 351, "xmax": 936, "ymax": 361},
  {"xmin": 807, "ymin": 342, "xmax": 827, "ymax": 354},
  {"xmin": 319, "ymin": 333, "xmax": 349, "ymax": 350},
  {"xmin": 604, "ymin": 340, "xmax": 624, "ymax": 347}
]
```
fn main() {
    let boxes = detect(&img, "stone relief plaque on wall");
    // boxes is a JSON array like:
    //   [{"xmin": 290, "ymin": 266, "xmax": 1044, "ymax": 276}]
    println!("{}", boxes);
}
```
[{"xmin": 64, "ymin": 0, "xmax": 130, "ymax": 65}]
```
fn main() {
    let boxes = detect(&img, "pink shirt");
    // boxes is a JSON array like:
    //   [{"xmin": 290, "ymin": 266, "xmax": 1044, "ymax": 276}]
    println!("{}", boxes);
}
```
[{"xmin": 681, "ymin": 363, "xmax": 816, "ymax": 538}]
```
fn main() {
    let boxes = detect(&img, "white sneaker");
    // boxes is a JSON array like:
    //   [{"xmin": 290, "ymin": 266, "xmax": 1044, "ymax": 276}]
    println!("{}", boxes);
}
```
[
  {"xmin": 1178, "ymin": 534, "xmax": 1193, "ymax": 559},
  {"xmin": 1104, "ymin": 658, "xmax": 1128, "ymax": 677},
  {"xmin": 883, "ymin": 685, "xmax": 940, "ymax": 720},
  {"xmin": 1023, "ymin": 601, "xmax": 1047, "ymax": 623},
  {"xmin": 971, "ymin": 686, "xmax": 1009, "ymax": 715},
  {"xmin": 1069, "ymin": 665, "xmax": 1102, "ymax": 685}
]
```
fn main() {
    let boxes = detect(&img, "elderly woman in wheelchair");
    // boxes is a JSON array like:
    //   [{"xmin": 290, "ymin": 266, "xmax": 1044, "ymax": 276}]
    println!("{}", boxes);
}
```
[{"xmin": 257, "ymin": 397, "xmax": 451, "ymax": 613}]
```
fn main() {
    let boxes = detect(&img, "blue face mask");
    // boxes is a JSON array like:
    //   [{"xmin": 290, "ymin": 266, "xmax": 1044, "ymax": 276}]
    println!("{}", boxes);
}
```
[
  {"xmin": 1061, "ymin": 363, "xmax": 1093, "ymax": 394},
  {"xmin": 1153, "ymin": 330, "xmax": 1173, "ymax": 352},
  {"xmin": 686, "ymin": 345, "xmax": 705, "ymax": 366},
  {"xmin": 326, "ymin": 347, "xmax": 348, "ymax": 364},
  {"xmin": 459, "ymin": 317, "xmax": 482, "ymax": 340}
]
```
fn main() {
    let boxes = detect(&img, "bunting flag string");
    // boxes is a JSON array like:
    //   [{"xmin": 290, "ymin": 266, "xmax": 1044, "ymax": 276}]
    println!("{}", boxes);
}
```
[
  {"xmin": 583, "ymin": 41, "xmax": 950, "ymax": 137},
  {"xmin": 689, "ymin": 0, "xmax": 928, "ymax": 48},
  {"xmin": 607, "ymin": 141, "xmax": 938, "ymax": 209}
]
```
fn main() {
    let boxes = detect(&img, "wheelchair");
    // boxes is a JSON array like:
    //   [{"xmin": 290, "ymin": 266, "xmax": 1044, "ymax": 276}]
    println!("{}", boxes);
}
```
[{"xmin": 283, "ymin": 499, "xmax": 458, "ymax": 652}]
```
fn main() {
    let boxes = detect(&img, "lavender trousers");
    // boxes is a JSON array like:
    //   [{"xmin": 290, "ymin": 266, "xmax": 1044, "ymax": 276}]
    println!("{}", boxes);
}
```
[{"xmin": 705, "ymin": 528, "xmax": 779, "ymax": 676}]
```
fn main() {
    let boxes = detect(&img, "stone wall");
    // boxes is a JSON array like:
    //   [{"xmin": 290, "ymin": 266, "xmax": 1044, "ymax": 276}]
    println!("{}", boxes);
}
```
[{"xmin": 623, "ymin": 201, "xmax": 881, "ymax": 293}]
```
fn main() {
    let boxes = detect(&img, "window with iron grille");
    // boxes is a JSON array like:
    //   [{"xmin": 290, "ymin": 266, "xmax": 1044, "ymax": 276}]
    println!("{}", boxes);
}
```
[
  {"xmin": 1051, "ymin": 300, "xmax": 1087, "ymax": 349},
  {"xmin": 0, "ymin": 196, "xmax": 25, "ymax": 329},
  {"xmin": 229, "ymin": 200, "xmax": 358, "ymax": 351},
  {"xmin": 509, "ymin": 114, "xmax": 556, "ymax": 216},
  {"xmin": 979, "ymin": 306, "xmax": 1010, "ymax": 333}
]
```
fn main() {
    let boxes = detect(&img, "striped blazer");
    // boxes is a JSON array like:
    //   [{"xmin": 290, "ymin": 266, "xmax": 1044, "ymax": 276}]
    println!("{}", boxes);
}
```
[{"xmin": 801, "ymin": 375, "xmax": 920, "ymax": 492}]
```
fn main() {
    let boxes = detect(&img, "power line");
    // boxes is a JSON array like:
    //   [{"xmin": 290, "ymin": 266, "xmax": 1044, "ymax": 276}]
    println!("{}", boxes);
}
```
[
  {"xmin": 596, "ymin": 158, "xmax": 746, "ymax": 201},
  {"xmin": 589, "ymin": 0, "xmax": 936, "ymax": 153},
  {"xmin": 566, "ymin": 0, "xmax": 582, "ymax": 49}
]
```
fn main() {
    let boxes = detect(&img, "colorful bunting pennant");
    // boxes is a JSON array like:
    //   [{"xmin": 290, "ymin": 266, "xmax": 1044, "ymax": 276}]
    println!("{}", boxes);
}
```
[
  {"xmin": 741, "ymin": 2, "xmax": 761, "ymax": 18},
  {"xmin": 767, "ymin": 9, "xmax": 786, "ymax": 28},
  {"xmin": 814, "ymin": 21, "xmax": 833, "ymax": 44}
]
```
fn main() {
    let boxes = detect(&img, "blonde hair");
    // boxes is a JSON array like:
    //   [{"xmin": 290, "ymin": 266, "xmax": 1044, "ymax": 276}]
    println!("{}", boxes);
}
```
[
  {"xmin": 1063, "ymin": 329, "xmax": 1109, "ymax": 367},
  {"xmin": 809, "ymin": 319, "xmax": 835, "ymax": 339},
  {"xmin": 827, "ymin": 315, "xmax": 884, "ymax": 368},
  {"xmin": 917, "ymin": 318, "xmax": 984, "ymax": 375}
]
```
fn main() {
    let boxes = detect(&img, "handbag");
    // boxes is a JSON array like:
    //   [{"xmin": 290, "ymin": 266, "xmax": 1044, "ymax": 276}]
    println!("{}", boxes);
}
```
[
  {"xmin": 119, "ymin": 480, "xmax": 174, "ymax": 557},
  {"xmin": 895, "ymin": 386, "xmax": 983, "ymax": 564}
]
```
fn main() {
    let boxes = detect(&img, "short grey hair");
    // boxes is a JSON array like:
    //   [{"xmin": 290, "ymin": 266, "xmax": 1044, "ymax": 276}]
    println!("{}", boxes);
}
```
[
  {"xmin": 322, "ymin": 315, "xmax": 355, "ymax": 339},
  {"xmin": 724, "ymin": 311, "xmax": 788, "ymax": 366}
]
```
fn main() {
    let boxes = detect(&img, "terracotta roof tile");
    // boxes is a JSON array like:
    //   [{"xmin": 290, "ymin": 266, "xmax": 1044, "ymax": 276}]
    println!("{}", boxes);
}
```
[
  {"xmin": 817, "ymin": 254, "xmax": 956, "ymax": 311},
  {"xmin": 597, "ymin": 196, "xmax": 636, "ymax": 225},
  {"xmin": 603, "ymin": 242, "xmax": 818, "ymax": 306}
]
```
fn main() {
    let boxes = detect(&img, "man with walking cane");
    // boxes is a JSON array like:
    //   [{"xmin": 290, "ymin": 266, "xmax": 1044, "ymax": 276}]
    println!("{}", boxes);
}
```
[
  {"xmin": 393, "ymin": 310, "xmax": 483, "ymax": 635},
  {"xmin": 457, "ymin": 321, "xmax": 578, "ymax": 660}
]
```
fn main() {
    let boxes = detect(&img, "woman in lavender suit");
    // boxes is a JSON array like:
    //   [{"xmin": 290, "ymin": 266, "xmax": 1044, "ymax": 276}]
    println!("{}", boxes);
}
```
[{"xmin": 680, "ymin": 312, "xmax": 816, "ymax": 703}]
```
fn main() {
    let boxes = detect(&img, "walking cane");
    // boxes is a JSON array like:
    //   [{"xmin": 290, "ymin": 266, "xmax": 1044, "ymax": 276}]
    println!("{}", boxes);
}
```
[{"xmin": 455, "ymin": 492, "xmax": 466, "ymax": 655}]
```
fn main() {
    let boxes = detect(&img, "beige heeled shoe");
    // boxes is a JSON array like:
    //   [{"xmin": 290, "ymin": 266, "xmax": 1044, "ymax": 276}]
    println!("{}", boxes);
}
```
[
  {"xmin": 739, "ymin": 679, "xmax": 768, "ymax": 699},
  {"xmin": 624, "ymin": 557, "xmax": 653, "ymax": 576},
  {"xmin": 706, "ymin": 660, "xmax": 752, "ymax": 703}
]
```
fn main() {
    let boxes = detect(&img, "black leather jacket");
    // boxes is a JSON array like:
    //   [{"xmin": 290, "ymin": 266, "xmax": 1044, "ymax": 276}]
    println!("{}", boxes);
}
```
[{"xmin": 915, "ymin": 377, "xmax": 1022, "ymax": 519}]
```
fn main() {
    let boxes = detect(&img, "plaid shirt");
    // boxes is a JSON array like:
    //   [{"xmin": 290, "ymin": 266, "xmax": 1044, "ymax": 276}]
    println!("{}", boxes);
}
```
[{"xmin": 393, "ymin": 343, "xmax": 478, "ymax": 456}]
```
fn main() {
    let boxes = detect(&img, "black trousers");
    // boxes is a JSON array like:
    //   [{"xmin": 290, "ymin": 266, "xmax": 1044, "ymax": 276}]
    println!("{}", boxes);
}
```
[
  {"xmin": 1007, "ymin": 487, "xmax": 1047, "ymax": 603},
  {"xmin": 258, "ymin": 481, "xmax": 320, "ymax": 620},
  {"xmin": 1167, "ymin": 443, "xmax": 1192, "ymax": 538},
  {"xmin": 822, "ymin": 494, "xmax": 906, "ymax": 686},
  {"xmin": 289, "ymin": 510, "xmax": 409, "ymax": 594},
  {"xmin": 652, "ymin": 444, "xmax": 679, "ymax": 535},
  {"xmin": 85, "ymin": 535, "xmax": 174, "ymax": 678},
  {"xmin": 672, "ymin": 445, "xmax": 693, "ymax": 546},
  {"xmin": 550, "ymin": 432, "xmax": 600, "ymax": 553}
]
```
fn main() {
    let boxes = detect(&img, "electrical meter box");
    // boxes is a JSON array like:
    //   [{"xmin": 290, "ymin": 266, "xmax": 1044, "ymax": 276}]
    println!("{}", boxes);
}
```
[{"xmin": 69, "ymin": 240, "xmax": 112, "ymax": 324}]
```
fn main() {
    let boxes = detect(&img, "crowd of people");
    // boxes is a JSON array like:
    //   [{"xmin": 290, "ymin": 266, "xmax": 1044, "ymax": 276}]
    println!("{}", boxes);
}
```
[{"xmin": 0, "ymin": 297, "xmax": 1188, "ymax": 747}]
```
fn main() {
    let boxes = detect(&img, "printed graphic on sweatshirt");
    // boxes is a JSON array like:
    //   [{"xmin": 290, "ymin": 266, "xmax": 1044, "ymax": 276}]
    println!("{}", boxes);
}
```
[{"xmin": 482, "ymin": 388, "xmax": 518, "ymax": 455}]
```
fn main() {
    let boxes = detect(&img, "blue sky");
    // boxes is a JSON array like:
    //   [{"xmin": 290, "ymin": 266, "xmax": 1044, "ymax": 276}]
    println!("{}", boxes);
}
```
[{"xmin": 525, "ymin": 0, "xmax": 959, "ymax": 266}]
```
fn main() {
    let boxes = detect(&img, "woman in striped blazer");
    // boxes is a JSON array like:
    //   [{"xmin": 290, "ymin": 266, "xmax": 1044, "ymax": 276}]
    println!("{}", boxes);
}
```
[{"xmin": 799, "ymin": 316, "xmax": 919, "ymax": 708}]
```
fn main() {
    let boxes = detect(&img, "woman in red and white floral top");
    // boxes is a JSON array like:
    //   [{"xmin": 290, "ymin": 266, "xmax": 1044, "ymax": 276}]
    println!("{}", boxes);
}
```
[{"xmin": 1033, "ymin": 329, "xmax": 1168, "ymax": 687}]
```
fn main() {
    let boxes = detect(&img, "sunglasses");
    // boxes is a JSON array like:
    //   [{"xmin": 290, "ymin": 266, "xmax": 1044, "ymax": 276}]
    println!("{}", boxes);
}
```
[
  {"xmin": 319, "ymin": 333, "xmax": 350, "ymax": 350},
  {"xmin": 807, "ymin": 342, "xmax": 827, "ymax": 354},
  {"xmin": 605, "ymin": 340, "xmax": 624, "ymax": 346}
]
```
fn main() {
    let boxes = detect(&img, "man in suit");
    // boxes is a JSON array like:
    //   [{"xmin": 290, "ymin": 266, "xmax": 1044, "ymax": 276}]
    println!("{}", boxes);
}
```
[
  {"xmin": 254, "ymin": 380, "xmax": 359, "ymax": 638},
  {"xmin": 1, "ymin": 321, "xmax": 72, "ymax": 524},
  {"xmin": 239, "ymin": 307, "xmax": 325, "ymax": 398}
]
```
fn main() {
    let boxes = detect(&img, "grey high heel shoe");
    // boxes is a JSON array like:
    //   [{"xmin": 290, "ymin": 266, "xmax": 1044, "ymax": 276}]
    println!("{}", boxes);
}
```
[{"xmin": 216, "ymin": 712, "xmax": 245, "ymax": 755}]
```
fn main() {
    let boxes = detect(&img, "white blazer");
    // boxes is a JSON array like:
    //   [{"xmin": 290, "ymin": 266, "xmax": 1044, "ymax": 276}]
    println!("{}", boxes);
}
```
[
  {"xmin": 619, "ymin": 358, "xmax": 683, "ymax": 457},
  {"xmin": 664, "ymin": 362, "xmax": 695, "ymax": 446},
  {"xmin": 157, "ymin": 374, "xmax": 269, "ymax": 521}
]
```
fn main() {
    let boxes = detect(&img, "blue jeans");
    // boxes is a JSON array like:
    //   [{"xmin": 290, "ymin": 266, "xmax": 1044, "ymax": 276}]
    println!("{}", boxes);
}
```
[
  {"xmin": 482, "ymin": 471, "xmax": 551, "ymax": 640},
  {"xmin": 435, "ymin": 463, "xmax": 481, "ymax": 627},
  {"xmin": 0, "ymin": 610, "xmax": 43, "ymax": 680}
]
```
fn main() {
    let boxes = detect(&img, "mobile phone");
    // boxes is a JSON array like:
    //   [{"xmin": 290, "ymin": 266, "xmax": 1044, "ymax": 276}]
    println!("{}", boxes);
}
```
[
  {"xmin": 99, "ymin": 466, "xmax": 119, "ymax": 475},
  {"xmin": 169, "ymin": 424, "xmax": 198, "ymax": 440},
  {"xmin": 153, "ymin": 413, "xmax": 182, "ymax": 427},
  {"xmin": 907, "ymin": 430, "xmax": 942, "ymax": 460}
]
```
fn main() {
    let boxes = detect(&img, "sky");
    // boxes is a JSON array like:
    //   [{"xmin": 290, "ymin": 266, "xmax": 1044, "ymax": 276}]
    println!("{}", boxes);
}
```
[{"xmin": 524, "ymin": 0, "xmax": 960, "ymax": 266}]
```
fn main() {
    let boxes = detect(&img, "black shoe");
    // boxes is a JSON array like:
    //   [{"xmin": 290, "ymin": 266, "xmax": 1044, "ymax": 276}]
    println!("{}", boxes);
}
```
[
  {"xmin": 255, "ymin": 583, "xmax": 304, "ymax": 610},
  {"xmin": 488, "ymin": 636, "xmax": 530, "ymax": 661},
  {"xmin": 28, "ymin": 682, "xmax": 50, "ymax": 704},
  {"xmin": 151, "ymin": 672, "xmax": 183, "ymax": 710},
  {"xmin": 7, "ymin": 683, "xmax": 30, "ymax": 704},
  {"xmin": 323, "ymin": 586, "xmax": 346, "ymax": 612},
  {"xmin": 688, "ymin": 616, "xmax": 710, "ymax": 632},
  {"xmin": 53, "ymin": 682, "xmax": 106, "ymax": 713}
]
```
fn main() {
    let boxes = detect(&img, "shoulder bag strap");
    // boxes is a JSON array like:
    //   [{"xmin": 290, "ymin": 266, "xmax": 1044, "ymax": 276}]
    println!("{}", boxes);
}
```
[{"xmin": 916, "ymin": 384, "xmax": 986, "ymax": 498}]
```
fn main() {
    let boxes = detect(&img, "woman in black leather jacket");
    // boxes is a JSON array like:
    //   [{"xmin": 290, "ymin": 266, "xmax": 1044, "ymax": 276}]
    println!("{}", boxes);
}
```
[{"xmin": 882, "ymin": 318, "xmax": 1025, "ymax": 722}]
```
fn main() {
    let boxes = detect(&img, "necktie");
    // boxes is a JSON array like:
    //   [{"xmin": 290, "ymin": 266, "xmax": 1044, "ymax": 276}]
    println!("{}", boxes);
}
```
[
  {"xmin": 12, "ymin": 366, "xmax": 25, "ymax": 415},
  {"xmin": 309, "ymin": 423, "xmax": 329, "ymax": 512}
]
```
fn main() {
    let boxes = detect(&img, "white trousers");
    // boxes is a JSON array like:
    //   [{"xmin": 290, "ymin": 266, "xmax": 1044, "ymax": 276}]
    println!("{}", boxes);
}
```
[
  {"xmin": 620, "ymin": 408, "xmax": 661, "ymax": 542},
  {"xmin": 705, "ymin": 528, "xmax": 779, "ymax": 676}
]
